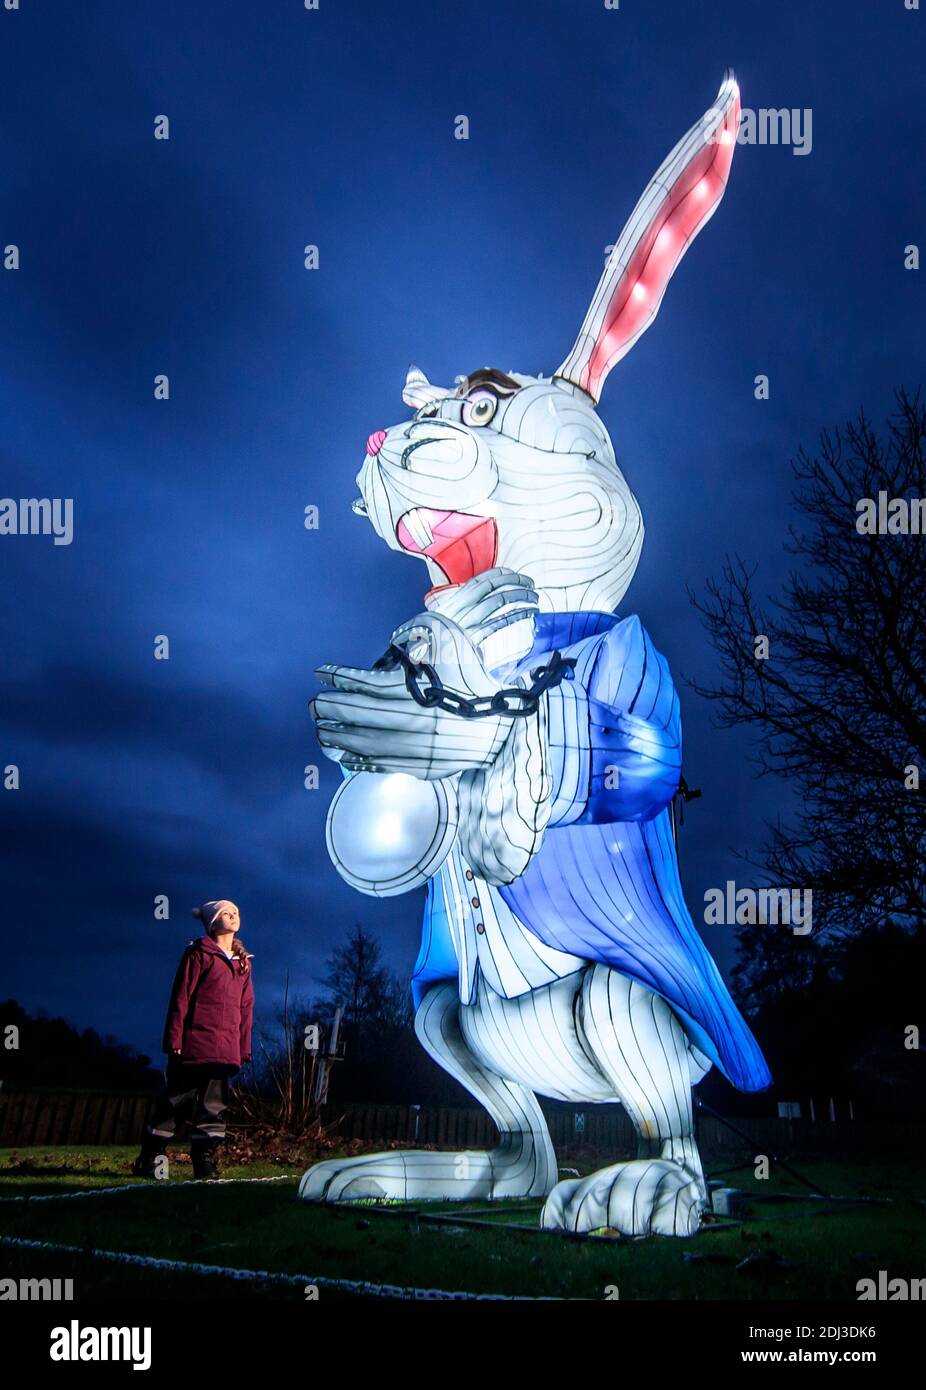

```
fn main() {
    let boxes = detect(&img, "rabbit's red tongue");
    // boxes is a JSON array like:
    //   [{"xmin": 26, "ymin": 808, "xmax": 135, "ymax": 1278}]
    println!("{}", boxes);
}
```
[{"xmin": 396, "ymin": 509, "xmax": 498, "ymax": 594}]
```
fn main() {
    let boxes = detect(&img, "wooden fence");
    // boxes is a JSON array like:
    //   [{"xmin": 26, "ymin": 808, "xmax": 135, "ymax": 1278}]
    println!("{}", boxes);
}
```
[
  {"xmin": 0, "ymin": 1085, "xmax": 880, "ymax": 1159},
  {"xmin": 0, "ymin": 1088, "xmax": 153, "ymax": 1148},
  {"xmin": 325, "ymin": 1102, "xmax": 858, "ymax": 1161},
  {"xmin": 327, "ymin": 1101, "xmax": 635, "ymax": 1151}
]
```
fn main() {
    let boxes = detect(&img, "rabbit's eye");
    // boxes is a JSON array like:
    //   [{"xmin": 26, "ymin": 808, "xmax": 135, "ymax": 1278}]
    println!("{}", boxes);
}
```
[{"xmin": 462, "ymin": 390, "xmax": 498, "ymax": 427}]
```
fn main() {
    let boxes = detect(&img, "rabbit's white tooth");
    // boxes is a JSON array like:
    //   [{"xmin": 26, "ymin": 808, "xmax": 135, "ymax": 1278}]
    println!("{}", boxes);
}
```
[
  {"xmin": 403, "ymin": 509, "xmax": 425, "ymax": 548},
  {"xmin": 404, "ymin": 508, "xmax": 433, "ymax": 551}
]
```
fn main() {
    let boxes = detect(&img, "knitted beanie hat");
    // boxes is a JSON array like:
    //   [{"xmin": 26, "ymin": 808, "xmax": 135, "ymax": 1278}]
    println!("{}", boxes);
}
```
[{"xmin": 192, "ymin": 900, "xmax": 238, "ymax": 933}]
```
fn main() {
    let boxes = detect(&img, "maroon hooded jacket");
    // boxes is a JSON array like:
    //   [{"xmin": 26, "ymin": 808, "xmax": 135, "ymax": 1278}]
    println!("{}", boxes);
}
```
[{"xmin": 162, "ymin": 936, "xmax": 254, "ymax": 1068}]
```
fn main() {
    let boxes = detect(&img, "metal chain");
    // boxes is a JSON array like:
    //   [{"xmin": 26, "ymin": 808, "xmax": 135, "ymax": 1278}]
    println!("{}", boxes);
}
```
[{"xmin": 383, "ymin": 643, "xmax": 576, "ymax": 719}]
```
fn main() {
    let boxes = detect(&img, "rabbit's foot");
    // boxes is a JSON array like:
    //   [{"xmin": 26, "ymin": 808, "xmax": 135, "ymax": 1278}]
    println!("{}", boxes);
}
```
[
  {"xmin": 540, "ymin": 1158, "xmax": 706, "ymax": 1237},
  {"xmin": 299, "ymin": 1140, "xmax": 549, "ymax": 1204}
]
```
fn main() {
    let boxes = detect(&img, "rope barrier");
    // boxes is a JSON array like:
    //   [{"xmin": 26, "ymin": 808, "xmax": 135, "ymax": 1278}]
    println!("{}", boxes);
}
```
[
  {"xmin": 0, "ymin": 1175, "xmax": 297, "ymax": 1204},
  {"xmin": 0, "ymin": 1235, "xmax": 550, "ymax": 1301}
]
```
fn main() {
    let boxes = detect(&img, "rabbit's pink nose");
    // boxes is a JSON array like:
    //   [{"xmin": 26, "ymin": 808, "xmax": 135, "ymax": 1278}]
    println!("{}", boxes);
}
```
[{"xmin": 365, "ymin": 429, "xmax": 387, "ymax": 458}]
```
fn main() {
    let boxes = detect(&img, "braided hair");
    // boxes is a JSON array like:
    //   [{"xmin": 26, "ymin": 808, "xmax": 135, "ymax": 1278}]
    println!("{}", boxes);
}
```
[{"xmin": 229, "ymin": 936, "xmax": 251, "ymax": 975}]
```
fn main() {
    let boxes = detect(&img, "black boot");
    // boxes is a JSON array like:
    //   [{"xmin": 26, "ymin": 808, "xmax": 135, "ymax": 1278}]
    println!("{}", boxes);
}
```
[
  {"xmin": 133, "ymin": 1131, "xmax": 169, "ymax": 1180},
  {"xmin": 191, "ymin": 1137, "xmax": 222, "ymax": 1180}
]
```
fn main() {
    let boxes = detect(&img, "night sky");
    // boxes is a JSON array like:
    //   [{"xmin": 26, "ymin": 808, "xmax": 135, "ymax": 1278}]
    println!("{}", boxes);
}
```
[{"xmin": 2, "ymin": 1, "xmax": 923, "ymax": 1067}]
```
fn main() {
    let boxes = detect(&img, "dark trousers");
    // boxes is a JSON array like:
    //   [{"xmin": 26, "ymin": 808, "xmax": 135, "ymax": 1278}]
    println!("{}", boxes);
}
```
[{"xmin": 148, "ymin": 1059, "xmax": 236, "ymax": 1147}]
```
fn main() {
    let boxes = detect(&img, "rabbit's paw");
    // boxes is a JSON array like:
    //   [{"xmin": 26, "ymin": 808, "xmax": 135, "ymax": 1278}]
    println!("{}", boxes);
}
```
[
  {"xmin": 540, "ymin": 1158, "xmax": 705, "ymax": 1237},
  {"xmin": 299, "ymin": 1153, "xmax": 411, "ymax": 1203},
  {"xmin": 298, "ymin": 1147, "xmax": 535, "ymax": 1204}
]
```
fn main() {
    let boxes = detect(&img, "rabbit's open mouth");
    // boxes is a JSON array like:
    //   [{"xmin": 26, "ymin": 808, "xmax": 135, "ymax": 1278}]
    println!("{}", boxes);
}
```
[{"xmin": 396, "ymin": 507, "xmax": 498, "ymax": 588}]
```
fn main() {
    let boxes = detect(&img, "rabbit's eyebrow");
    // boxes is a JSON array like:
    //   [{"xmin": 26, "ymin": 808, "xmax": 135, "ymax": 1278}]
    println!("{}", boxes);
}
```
[{"xmin": 456, "ymin": 368, "xmax": 522, "ymax": 397}]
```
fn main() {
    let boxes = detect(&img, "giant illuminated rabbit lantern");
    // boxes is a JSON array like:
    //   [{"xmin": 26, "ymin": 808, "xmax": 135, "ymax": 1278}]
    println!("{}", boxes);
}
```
[{"xmin": 299, "ymin": 73, "xmax": 771, "ymax": 1236}]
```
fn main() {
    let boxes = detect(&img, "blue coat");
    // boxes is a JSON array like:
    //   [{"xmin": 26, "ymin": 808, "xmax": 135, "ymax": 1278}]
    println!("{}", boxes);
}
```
[{"xmin": 412, "ymin": 610, "xmax": 772, "ymax": 1093}]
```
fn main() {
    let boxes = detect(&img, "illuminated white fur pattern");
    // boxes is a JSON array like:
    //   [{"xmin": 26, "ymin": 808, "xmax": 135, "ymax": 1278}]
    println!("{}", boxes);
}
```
[
  {"xmin": 357, "ymin": 375, "xmax": 644, "ymax": 616},
  {"xmin": 302, "ymin": 76, "xmax": 741, "ymax": 1236}
]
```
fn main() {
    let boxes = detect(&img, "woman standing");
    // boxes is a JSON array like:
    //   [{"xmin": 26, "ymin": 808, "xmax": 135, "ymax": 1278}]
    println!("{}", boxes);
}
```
[{"xmin": 134, "ymin": 899, "xmax": 254, "ymax": 1180}]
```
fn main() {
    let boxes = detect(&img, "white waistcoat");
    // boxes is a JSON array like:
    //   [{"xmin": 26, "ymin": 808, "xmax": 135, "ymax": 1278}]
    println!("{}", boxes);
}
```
[{"xmin": 437, "ymin": 842, "xmax": 585, "ymax": 1003}]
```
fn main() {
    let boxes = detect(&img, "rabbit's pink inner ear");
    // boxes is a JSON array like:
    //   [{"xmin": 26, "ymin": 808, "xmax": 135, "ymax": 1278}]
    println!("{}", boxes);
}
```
[{"xmin": 555, "ymin": 73, "xmax": 741, "ymax": 404}]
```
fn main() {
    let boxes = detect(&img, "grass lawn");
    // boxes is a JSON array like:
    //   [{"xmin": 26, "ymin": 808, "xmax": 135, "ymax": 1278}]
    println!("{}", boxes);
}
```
[{"xmin": 0, "ymin": 1144, "xmax": 923, "ymax": 1300}]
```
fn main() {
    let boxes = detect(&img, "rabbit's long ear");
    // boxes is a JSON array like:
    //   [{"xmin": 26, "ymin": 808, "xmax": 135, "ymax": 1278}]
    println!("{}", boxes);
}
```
[
  {"xmin": 555, "ymin": 72, "xmax": 741, "ymax": 403},
  {"xmin": 403, "ymin": 365, "xmax": 453, "ymax": 410}
]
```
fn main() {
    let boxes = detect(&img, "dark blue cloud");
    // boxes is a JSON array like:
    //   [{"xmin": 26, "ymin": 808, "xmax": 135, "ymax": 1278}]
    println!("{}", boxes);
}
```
[{"xmin": 1, "ymin": 0, "xmax": 923, "ymax": 1063}]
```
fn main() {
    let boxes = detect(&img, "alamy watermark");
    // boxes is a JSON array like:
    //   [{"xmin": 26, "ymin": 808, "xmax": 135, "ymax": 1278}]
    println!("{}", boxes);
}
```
[
  {"xmin": 704, "ymin": 880, "xmax": 812, "ymax": 935},
  {"xmin": 50, "ymin": 1320, "xmax": 151, "ymax": 1369},
  {"xmin": 857, "ymin": 1271, "xmax": 926, "ymax": 1301},
  {"xmin": 855, "ymin": 490, "xmax": 926, "ymax": 535},
  {"xmin": 0, "ymin": 497, "xmax": 73, "ymax": 545},
  {"xmin": 706, "ymin": 106, "xmax": 813, "ymax": 157},
  {"xmin": 0, "ymin": 1275, "xmax": 74, "ymax": 1300}
]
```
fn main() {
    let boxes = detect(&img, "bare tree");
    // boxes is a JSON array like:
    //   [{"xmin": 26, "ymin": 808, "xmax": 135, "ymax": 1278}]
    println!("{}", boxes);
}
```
[
  {"xmin": 689, "ymin": 391, "xmax": 926, "ymax": 949},
  {"xmin": 318, "ymin": 923, "xmax": 411, "ymax": 1029},
  {"xmin": 231, "ymin": 927, "xmax": 415, "ymax": 1137},
  {"xmin": 236, "ymin": 971, "xmax": 322, "ymax": 1138}
]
